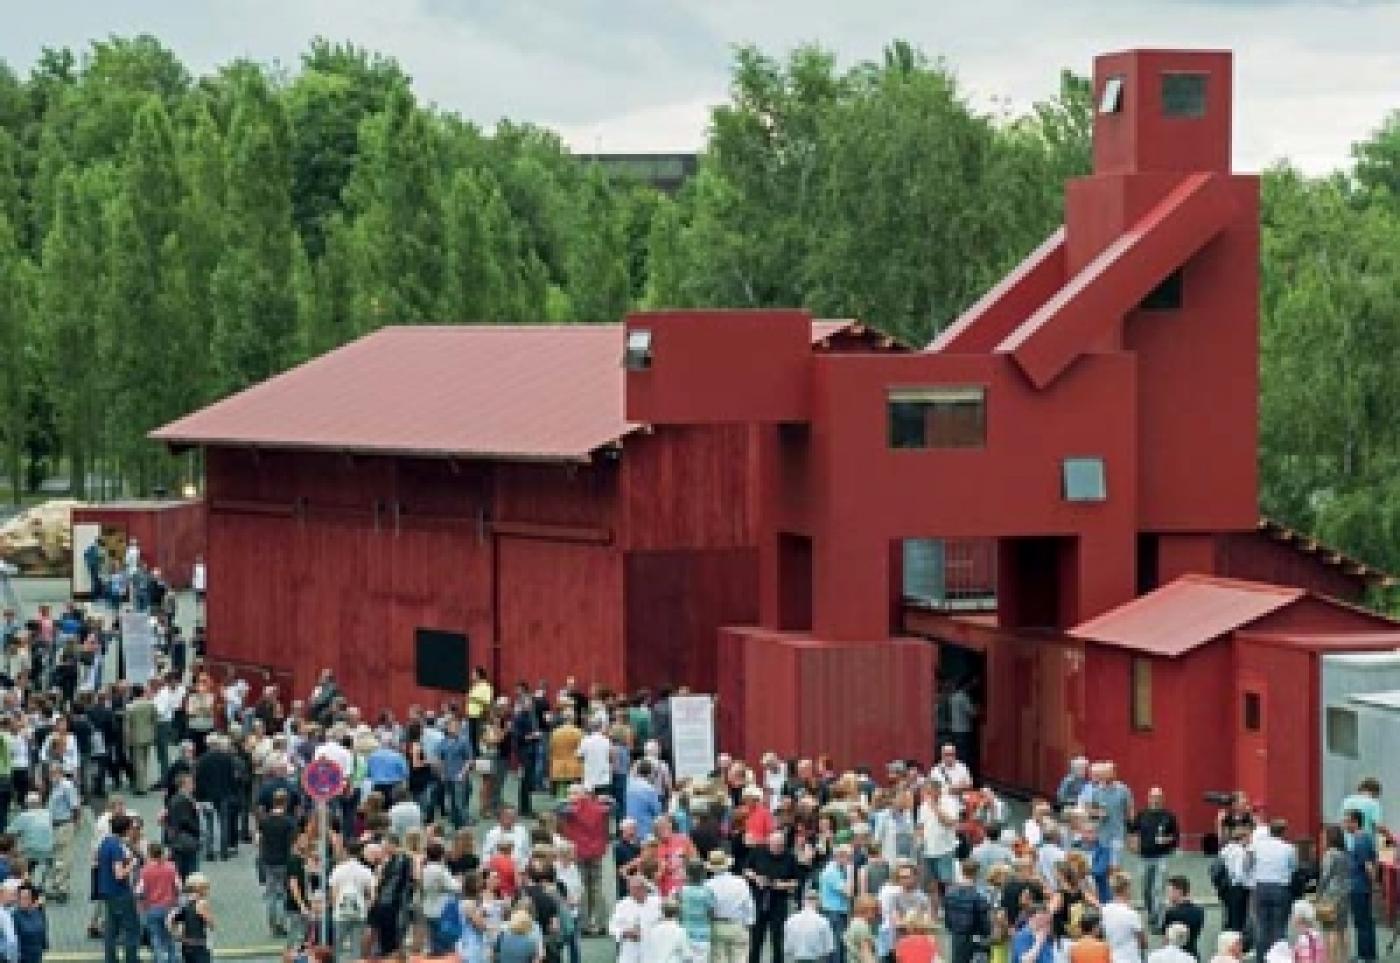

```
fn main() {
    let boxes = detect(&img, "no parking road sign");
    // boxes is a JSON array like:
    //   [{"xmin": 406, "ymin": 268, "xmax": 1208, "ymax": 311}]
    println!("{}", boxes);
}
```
[{"xmin": 302, "ymin": 757, "xmax": 347, "ymax": 803}]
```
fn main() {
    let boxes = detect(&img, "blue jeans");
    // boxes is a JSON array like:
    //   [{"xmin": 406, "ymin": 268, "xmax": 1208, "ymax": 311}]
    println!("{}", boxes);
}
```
[
  {"xmin": 444, "ymin": 778, "xmax": 473, "ymax": 827},
  {"xmin": 104, "ymin": 892, "xmax": 140, "ymax": 963},
  {"xmin": 143, "ymin": 905, "xmax": 177, "ymax": 963},
  {"xmin": 1350, "ymin": 889, "xmax": 1377, "ymax": 961},
  {"xmin": 822, "ymin": 910, "xmax": 848, "ymax": 963}
]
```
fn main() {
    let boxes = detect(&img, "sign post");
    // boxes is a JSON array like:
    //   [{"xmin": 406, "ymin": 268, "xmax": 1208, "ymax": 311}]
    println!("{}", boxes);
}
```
[
  {"xmin": 669, "ymin": 694, "xmax": 717, "ymax": 780},
  {"xmin": 302, "ymin": 758, "xmax": 346, "ymax": 948}
]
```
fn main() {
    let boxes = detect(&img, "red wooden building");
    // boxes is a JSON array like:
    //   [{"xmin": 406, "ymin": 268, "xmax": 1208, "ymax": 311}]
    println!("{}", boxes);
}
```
[
  {"xmin": 71, "ymin": 499, "xmax": 206, "ymax": 592},
  {"xmin": 151, "ymin": 321, "xmax": 893, "ymax": 713},
  {"xmin": 622, "ymin": 49, "xmax": 1399, "ymax": 833},
  {"xmin": 155, "ymin": 48, "xmax": 1396, "ymax": 835}
]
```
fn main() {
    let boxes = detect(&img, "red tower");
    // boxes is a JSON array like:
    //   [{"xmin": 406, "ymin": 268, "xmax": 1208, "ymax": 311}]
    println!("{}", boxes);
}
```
[{"xmin": 624, "ymin": 50, "xmax": 1260, "ymax": 769}]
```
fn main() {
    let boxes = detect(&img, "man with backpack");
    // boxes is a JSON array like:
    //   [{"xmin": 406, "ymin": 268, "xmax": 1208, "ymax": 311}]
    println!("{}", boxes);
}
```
[
  {"xmin": 943, "ymin": 858, "xmax": 992, "ymax": 963},
  {"xmin": 329, "ymin": 842, "xmax": 374, "ymax": 963}
]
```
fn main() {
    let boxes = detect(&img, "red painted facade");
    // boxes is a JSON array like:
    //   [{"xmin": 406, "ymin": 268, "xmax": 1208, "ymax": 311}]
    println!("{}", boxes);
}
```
[
  {"xmin": 72, "ymin": 500, "xmax": 206, "ymax": 590},
  {"xmin": 623, "ymin": 48, "xmax": 1398, "ymax": 834},
  {"xmin": 198, "ymin": 422, "xmax": 762, "ymax": 715}
]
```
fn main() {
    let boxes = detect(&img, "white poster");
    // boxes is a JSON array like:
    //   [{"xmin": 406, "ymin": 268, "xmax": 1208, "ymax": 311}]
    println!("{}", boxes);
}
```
[
  {"xmin": 670, "ymin": 694, "xmax": 716, "ymax": 780},
  {"xmin": 120, "ymin": 611, "xmax": 157, "ymax": 685}
]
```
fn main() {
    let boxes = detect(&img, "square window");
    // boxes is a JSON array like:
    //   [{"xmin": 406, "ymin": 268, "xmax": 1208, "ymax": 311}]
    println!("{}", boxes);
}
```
[
  {"xmin": 1131, "ymin": 658, "xmax": 1153, "ymax": 731},
  {"xmin": 1326, "ymin": 707, "xmax": 1359, "ymax": 759},
  {"xmin": 888, "ymin": 387, "xmax": 986, "ymax": 449},
  {"xmin": 1099, "ymin": 75, "xmax": 1125, "ymax": 115},
  {"xmin": 623, "ymin": 328, "xmax": 652, "ymax": 370},
  {"xmin": 1162, "ymin": 73, "xmax": 1207, "ymax": 118},
  {"xmin": 1062, "ymin": 457, "xmax": 1107, "ymax": 502}
]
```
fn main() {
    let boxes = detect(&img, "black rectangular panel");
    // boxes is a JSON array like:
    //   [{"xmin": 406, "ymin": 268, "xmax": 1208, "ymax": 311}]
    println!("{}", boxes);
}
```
[{"xmin": 415, "ymin": 628, "xmax": 468, "ymax": 691}]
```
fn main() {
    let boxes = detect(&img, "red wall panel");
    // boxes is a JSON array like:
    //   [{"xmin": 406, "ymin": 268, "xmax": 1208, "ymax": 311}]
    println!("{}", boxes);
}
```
[
  {"xmin": 1218, "ymin": 532, "xmax": 1367, "ymax": 604},
  {"xmin": 74, "ymin": 501, "xmax": 207, "ymax": 589},
  {"xmin": 623, "ymin": 548, "xmax": 758, "ymax": 693},
  {"xmin": 620, "ymin": 426, "xmax": 756, "ymax": 551},
  {"xmin": 1234, "ymin": 639, "xmax": 1318, "ymax": 832},
  {"xmin": 495, "ymin": 536, "xmax": 624, "ymax": 690}
]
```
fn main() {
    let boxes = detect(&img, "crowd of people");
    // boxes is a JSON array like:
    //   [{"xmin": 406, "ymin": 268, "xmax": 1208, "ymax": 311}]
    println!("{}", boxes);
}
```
[{"xmin": 0, "ymin": 583, "xmax": 1387, "ymax": 963}]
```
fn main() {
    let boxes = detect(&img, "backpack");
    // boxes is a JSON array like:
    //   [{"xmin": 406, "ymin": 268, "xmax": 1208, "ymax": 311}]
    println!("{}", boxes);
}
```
[
  {"xmin": 434, "ymin": 898, "xmax": 463, "ymax": 945},
  {"xmin": 334, "ymin": 883, "xmax": 367, "ymax": 923},
  {"xmin": 1208, "ymin": 857, "xmax": 1230, "ymax": 897}
]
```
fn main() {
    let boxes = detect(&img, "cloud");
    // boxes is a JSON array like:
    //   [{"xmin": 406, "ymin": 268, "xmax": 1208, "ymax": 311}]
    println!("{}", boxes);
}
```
[{"xmin": 1, "ymin": 0, "xmax": 1398, "ymax": 172}]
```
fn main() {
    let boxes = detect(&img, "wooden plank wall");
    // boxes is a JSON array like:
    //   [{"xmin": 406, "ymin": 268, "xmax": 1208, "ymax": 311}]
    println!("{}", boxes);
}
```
[{"xmin": 623, "ymin": 547, "xmax": 759, "ymax": 693}]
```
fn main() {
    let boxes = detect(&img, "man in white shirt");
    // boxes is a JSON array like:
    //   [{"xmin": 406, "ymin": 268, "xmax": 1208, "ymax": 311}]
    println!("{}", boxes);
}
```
[
  {"xmin": 919, "ymin": 781, "xmax": 960, "ymax": 901},
  {"xmin": 1147, "ymin": 923, "xmax": 1195, "ymax": 963},
  {"xmin": 784, "ymin": 891, "xmax": 836, "ymax": 962},
  {"xmin": 577, "ymin": 721, "xmax": 611, "ymax": 793},
  {"xmin": 704, "ymin": 850, "xmax": 755, "ymax": 963},
  {"xmin": 931, "ymin": 743, "xmax": 973, "ymax": 790},
  {"xmin": 1247, "ymin": 820, "xmax": 1296, "ymax": 954},
  {"xmin": 329, "ymin": 843, "xmax": 375, "ymax": 962},
  {"xmin": 640, "ymin": 899, "xmax": 691, "ymax": 962},
  {"xmin": 609, "ymin": 874, "xmax": 662, "ymax": 963},
  {"xmin": 481, "ymin": 806, "xmax": 532, "ymax": 870},
  {"xmin": 1101, "ymin": 873, "xmax": 1146, "ymax": 963},
  {"xmin": 152, "ymin": 676, "xmax": 185, "ymax": 781}
]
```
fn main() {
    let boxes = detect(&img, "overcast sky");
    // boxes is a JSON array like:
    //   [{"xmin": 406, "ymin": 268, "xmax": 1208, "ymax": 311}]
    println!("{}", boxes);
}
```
[{"xmin": 4, "ymin": 0, "xmax": 1399, "ymax": 174}]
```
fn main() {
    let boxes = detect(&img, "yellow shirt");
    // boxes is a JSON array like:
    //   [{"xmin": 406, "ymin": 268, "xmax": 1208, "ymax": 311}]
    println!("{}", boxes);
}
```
[{"xmin": 467, "ymin": 680, "xmax": 493, "ymax": 719}]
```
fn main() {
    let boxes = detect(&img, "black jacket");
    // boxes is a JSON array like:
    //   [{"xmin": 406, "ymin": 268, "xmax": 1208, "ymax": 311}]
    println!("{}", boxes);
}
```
[
  {"xmin": 194, "ymin": 750, "xmax": 236, "ymax": 802},
  {"xmin": 166, "ymin": 791, "xmax": 201, "ymax": 852},
  {"xmin": 1137, "ymin": 807, "xmax": 1180, "ymax": 858},
  {"xmin": 944, "ymin": 883, "xmax": 992, "ymax": 937}
]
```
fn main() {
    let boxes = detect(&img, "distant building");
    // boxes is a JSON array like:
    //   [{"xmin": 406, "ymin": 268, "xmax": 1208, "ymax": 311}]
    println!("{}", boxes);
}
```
[{"xmin": 577, "ymin": 153, "xmax": 698, "ymax": 193}]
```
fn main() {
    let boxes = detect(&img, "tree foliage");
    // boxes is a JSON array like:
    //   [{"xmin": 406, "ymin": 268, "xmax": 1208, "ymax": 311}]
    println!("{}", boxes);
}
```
[{"xmin": 1, "ymin": 30, "xmax": 1395, "ymax": 594}]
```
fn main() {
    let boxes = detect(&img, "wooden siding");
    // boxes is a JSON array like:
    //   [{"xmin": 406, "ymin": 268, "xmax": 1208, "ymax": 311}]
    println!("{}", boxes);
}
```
[
  {"xmin": 496, "ymin": 536, "xmax": 623, "ymax": 688},
  {"xmin": 73, "ymin": 501, "xmax": 206, "ymax": 589},
  {"xmin": 623, "ymin": 548, "xmax": 759, "ymax": 693},
  {"xmin": 620, "ymin": 426, "xmax": 756, "ymax": 551},
  {"xmin": 1219, "ymin": 531, "xmax": 1368, "ymax": 604}
]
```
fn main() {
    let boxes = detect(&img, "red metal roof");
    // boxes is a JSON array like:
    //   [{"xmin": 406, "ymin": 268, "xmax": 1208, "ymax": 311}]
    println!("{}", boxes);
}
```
[
  {"xmin": 1069, "ymin": 574, "xmax": 1303, "ymax": 657},
  {"xmin": 153, "ymin": 321, "xmax": 866, "ymax": 462}
]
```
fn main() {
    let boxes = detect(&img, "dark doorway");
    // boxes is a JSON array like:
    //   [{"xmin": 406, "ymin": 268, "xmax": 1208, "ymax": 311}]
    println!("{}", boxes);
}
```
[
  {"xmin": 937, "ymin": 641, "xmax": 985, "ymax": 776},
  {"xmin": 776, "ymin": 532, "xmax": 813, "ymax": 631}
]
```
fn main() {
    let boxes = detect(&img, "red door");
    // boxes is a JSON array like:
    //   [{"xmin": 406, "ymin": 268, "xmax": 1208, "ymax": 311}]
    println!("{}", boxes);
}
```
[{"xmin": 1236, "ymin": 671, "xmax": 1269, "ymax": 810}]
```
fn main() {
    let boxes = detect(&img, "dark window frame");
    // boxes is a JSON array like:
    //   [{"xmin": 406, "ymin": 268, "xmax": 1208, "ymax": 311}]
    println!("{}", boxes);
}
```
[
  {"xmin": 887, "ymin": 386, "xmax": 987, "ymax": 450},
  {"xmin": 1161, "ymin": 72, "xmax": 1208, "ymax": 119}
]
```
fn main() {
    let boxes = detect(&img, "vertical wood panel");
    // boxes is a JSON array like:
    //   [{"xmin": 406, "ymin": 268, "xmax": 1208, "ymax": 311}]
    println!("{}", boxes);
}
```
[
  {"xmin": 623, "ymin": 548, "xmax": 758, "ymax": 693},
  {"xmin": 496, "ymin": 536, "xmax": 624, "ymax": 690},
  {"xmin": 621, "ymin": 426, "xmax": 756, "ymax": 551}
]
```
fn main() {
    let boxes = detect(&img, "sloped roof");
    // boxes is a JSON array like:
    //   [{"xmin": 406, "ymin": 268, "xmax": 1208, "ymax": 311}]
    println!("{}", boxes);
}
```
[
  {"xmin": 153, "ymin": 321, "xmax": 872, "ymax": 463},
  {"xmin": 1069, "ymin": 574, "xmax": 1303, "ymax": 657}
]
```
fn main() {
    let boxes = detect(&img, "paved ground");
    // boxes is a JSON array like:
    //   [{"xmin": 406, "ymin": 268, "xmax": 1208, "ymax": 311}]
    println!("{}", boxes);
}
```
[{"xmin": 6, "ymin": 578, "xmax": 1394, "ymax": 960}]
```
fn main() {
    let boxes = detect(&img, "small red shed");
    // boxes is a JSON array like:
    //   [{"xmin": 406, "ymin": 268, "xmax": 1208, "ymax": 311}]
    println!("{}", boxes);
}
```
[
  {"xmin": 1070, "ymin": 575, "xmax": 1400, "ymax": 836},
  {"xmin": 71, "ymin": 499, "xmax": 206, "ymax": 593}
]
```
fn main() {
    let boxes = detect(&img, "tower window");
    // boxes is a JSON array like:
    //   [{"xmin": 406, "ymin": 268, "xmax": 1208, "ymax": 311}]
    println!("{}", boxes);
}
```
[
  {"xmin": 1162, "ymin": 73, "xmax": 1207, "ymax": 118},
  {"xmin": 1099, "ymin": 75, "xmax": 1125, "ymax": 115}
]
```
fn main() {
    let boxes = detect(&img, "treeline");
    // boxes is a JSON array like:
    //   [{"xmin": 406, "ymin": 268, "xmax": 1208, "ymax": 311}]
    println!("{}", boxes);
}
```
[
  {"xmin": 0, "ymin": 36, "xmax": 1087, "ymax": 501},
  {"xmin": 1, "ymin": 36, "xmax": 1399, "ymax": 579}
]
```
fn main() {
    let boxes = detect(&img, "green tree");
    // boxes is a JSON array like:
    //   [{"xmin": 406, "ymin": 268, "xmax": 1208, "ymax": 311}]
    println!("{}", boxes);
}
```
[
  {"xmin": 211, "ymin": 73, "xmax": 299, "ymax": 391},
  {"xmin": 565, "ymin": 169, "xmax": 630, "ymax": 321},
  {"xmin": 441, "ymin": 169, "xmax": 507, "ymax": 322},
  {"xmin": 642, "ymin": 196, "xmax": 685, "ymax": 309},
  {"xmin": 0, "ymin": 211, "xmax": 32, "ymax": 503},
  {"xmin": 346, "ymin": 85, "xmax": 444, "ymax": 324},
  {"xmin": 38, "ymin": 168, "xmax": 106, "ymax": 496}
]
